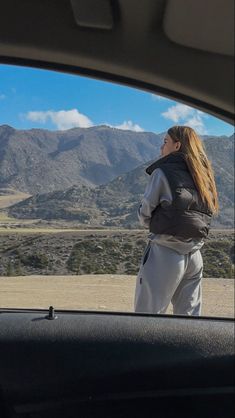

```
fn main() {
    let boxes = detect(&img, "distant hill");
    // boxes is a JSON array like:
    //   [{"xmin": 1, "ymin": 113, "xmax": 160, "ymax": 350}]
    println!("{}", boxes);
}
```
[
  {"xmin": 0, "ymin": 124, "xmax": 162, "ymax": 193},
  {"xmin": 8, "ymin": 136, "xmax": 234, "ymax": 228},
  {"xmin": 203, "ymin": 135, "xmax": 234, "ymax": 227},
  {"xmin": 1, "ymin": 125, "xmax": 234, "ymax": 228}
]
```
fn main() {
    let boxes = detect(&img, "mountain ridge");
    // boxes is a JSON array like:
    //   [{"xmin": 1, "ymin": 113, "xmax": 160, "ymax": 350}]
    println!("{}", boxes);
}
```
[
  {"xmin": 1, "ymin": 125, "xmax": 234, "ymax": 228},
  {"xmin": 0, "ymin": 125, "xmax": 162, "ymax": 193}
]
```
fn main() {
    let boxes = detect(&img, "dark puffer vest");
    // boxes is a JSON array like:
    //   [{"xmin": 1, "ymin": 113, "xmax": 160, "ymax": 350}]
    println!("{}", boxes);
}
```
[{"xmin": 146, "ymin": 152, "xmax": 212, "ymax": 239}]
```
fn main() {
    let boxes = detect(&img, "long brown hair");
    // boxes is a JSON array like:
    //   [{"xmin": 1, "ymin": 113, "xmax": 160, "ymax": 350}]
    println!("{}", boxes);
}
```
[{"xmin": 167, "ymin": 126, "xmax": 219, "ymax": 214}]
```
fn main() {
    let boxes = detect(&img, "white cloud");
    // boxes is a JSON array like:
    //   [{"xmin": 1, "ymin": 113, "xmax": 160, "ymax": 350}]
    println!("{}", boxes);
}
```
[
  {"xmin": 113, "ymin": 120, "xmax": 144, "ymax": 132},
  {"xmin": 151, "ymin": 94, "xmax": 172, "ymax": 102},
  {"xmin": 24, "ymin": 111, "xmax": 143, "ymax": 132},
  {"xmin": 162, "ymin": 104, "xmax": 193, "ymax": 122},
  {"xmin": 25, "ymin": 109, "xmax": 93, "ymax": 130},
  {"xmin": 0, "ymin": 94, "xmax": 6, "ymax": 100},
  {"xmin": 161, "ymin": 103, "xmax": 207, "ymax": 134},
  {"xmin": 184, "ymin": 115, "xmax": 207, "ymax": 134}
]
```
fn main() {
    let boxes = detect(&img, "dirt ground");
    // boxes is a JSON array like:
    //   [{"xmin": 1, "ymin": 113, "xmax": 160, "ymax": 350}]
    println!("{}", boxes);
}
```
[{"xmin": 0, "ymin": 275, "xmax": 234, "ymax": 318}]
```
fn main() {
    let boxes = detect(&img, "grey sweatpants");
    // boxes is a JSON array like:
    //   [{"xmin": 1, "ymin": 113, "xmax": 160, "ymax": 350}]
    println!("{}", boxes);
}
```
[{"xmin": 134, "ymin": 242, "xmax": 203, "ymax": 316}]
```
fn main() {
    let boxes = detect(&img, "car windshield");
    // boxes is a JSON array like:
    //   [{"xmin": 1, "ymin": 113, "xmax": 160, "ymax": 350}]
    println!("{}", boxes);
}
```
[{"xmin": 0, "ymin": 64, "xmax": 234, "ymax": 318}]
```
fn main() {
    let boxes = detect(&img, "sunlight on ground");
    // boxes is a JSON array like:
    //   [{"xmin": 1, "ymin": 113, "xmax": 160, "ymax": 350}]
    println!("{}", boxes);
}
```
[
  {"xmin": 0, "ymin": 192, "xmax": 30, "ymax": 209},
  {"xmin": 0, "ymin": 275, "xmax": 234, "ymax": 318}
]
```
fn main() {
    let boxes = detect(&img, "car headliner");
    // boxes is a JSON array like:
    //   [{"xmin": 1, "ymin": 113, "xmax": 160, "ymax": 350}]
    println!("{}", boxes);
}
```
[{"xmin": 0, "ymin": 0, "xmax": 234, "ymax": 124}]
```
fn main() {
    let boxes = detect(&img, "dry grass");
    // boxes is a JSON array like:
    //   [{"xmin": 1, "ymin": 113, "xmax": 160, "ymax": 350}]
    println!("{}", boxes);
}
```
[
  {"xmin": 0, "ymin": 275, "xmax": 234, "ymax": 318},
  {"xmin": 0, "ymin": 212, "xmax": 18, "ymax": 222},
  {"xmin": 0, "ymin": 226, "xmax": 233, "ymax": 234},
  {"xmin": 0, "ymin": 227, "xmax": 146, "ymax": 234},
  {"xmin": 0, "ymin": 211, "xmax": 35, "ymax": 225},
  {"xmin": 0, "ymin": 192, "xmax": 30, "ymax": 209},
  {"xmin": 0, "ymin": 227, "xmax": 83, "ymax": 233}
]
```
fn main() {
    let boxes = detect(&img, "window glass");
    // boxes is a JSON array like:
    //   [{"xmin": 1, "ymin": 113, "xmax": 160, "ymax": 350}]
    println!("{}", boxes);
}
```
[{"xmin": 0, "ymin": 64, "xmax": 234, "ymax": 317}]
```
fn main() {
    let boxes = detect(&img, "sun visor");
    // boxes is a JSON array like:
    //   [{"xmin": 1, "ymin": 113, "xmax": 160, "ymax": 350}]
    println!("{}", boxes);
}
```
[
  {"xmin": 163, "ymin": 0, "xmax": 234, "ymax": 56},
  {"xmin": 70, "ymin": 0, "xmax": 114, "ymax": 30}
]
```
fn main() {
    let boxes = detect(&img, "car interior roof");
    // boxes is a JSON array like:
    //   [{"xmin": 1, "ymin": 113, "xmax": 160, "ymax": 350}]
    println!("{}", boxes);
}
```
[
  {"xmin": 0, "ymin": 3, "xmax": 234, "ymax": 418},
  {"xmin": 0, "ymin": 0, "xmax": 234, "ymax": 124}
]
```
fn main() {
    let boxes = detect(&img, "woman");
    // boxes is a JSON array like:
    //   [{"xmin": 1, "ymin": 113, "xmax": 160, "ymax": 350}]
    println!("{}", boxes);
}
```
[{"xmin": 134, "ymin": 125, "xmax": 218, "ymax": 316}]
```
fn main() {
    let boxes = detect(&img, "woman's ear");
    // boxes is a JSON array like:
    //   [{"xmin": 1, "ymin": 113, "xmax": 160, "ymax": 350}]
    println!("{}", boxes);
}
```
[{"xmin": 176, "ymin": 141, "xmax": 181, "ymax": 151}]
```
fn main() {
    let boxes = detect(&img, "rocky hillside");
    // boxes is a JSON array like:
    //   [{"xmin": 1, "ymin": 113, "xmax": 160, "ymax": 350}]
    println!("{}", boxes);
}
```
[
  {"xmin": 1, "ymin": 125, "xmax": 234, "ymax": 228},
  {"xmin": 8, "ymin": 151, "xmax": 234, "ymax": 228},
  {"xmin": 0, "ymin": 124, "xmax": 162, "ymax": 193}
]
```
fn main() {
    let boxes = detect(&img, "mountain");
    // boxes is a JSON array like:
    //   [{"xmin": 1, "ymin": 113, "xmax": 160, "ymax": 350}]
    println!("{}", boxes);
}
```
[
  {"xmin": 203, "ymin": 135, "xmax": 234, "ymax": 227},
  {"xmin": 0, "ymin": 124, "xmax": 161, "ymax": 193},
  {"xmin": 1, "ymin": 126, "xmax": 234, "ymax": 228},
  {"xmin": 8, "ymin": 136, "xmax": 234, "ymax": 228}
]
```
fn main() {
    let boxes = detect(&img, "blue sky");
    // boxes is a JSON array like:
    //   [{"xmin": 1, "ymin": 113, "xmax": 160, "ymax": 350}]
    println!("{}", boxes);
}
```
[{"xmin": 0, "ymin": 64, "xmax": 233, "ymax": 136}]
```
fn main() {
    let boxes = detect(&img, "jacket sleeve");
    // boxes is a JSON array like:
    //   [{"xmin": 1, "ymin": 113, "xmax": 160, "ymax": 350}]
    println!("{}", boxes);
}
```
[{"xmin": 138, "ymin": 168, "xmax": 172, "ymax": 228}]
